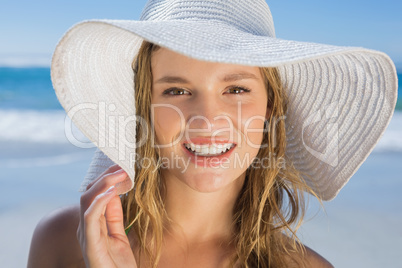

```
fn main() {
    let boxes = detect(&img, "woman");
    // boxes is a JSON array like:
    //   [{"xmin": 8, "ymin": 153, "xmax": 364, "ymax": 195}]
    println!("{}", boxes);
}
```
[{"xmin": 28, "ymin": 0, "xmax": 397, "ymax": 267}]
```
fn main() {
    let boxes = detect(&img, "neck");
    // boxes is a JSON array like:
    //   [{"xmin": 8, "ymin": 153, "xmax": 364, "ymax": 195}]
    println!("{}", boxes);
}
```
[{"xmin": 162, "ymin": 172, "xmax": 246, "ymax": 244}]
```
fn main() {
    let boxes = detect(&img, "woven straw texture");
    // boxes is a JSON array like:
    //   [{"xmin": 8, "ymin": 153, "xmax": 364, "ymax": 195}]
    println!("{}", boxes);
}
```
[{"xmin": 51, "ymin": 0, "xmax": 398, "ymax": 200}]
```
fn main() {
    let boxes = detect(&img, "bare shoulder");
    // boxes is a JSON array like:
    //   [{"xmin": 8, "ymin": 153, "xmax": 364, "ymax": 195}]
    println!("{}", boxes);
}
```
[
  {"xmin": 303, "ymin": 245, "xmax": 334, "ymax": 268},
  {"xmin": 281, "ymin": 234, "xmax": 333, "ymax": 268},
  {"xmin": 27, "ymin": 204, "xmax": 84, "ymax": 268}
]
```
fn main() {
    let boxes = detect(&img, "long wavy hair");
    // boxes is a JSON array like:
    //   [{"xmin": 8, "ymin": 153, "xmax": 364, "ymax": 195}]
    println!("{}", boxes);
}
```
[{"xmin": 120, "ymin": 41, "xmax": 317, "ymax": 267}]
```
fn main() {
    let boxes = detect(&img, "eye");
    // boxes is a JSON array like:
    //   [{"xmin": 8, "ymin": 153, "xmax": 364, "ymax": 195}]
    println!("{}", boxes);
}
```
[
  {"xmin": 225, "ymin": 86, "xmax": 251, "ymax": 94},
  {"xmin": 162, "ymin": 88, "xmax": 191, "ymax": 96}
]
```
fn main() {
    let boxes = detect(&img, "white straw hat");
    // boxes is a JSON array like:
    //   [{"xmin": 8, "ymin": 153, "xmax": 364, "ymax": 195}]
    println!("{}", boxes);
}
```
[{"xmin": 51, "ymin": 0, "xmax": 398, "ymax": 201}]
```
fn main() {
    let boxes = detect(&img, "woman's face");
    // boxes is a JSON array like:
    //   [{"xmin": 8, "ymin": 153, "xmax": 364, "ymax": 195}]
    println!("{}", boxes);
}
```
[{"xmin": 151, "ymin": 48, "xmax": 269, "ymax": 193}]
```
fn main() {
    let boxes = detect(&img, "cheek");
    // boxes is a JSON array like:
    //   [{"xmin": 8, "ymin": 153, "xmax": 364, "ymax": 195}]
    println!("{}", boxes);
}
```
[
  {"xmin": 240, "ymin": 104, "xmax": 267, "ymax": 149},
  {"xmin": 153, "ymin": 105, "xmax": 184, "ymax": 145}
]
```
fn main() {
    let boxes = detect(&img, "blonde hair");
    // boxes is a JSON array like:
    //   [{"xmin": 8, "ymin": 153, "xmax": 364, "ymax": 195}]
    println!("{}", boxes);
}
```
[{"xmin": 121, "ymin": 41, "xmax": 317, "ymax": 267}]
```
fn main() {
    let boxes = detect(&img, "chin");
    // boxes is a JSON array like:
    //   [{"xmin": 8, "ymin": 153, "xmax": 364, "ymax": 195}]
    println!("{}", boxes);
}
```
[
  {"xmin": 183, "ymin": 171, "xmax": 245, "ymax": 193},
  {"xmin": 187, "ymin": 176, "xmax": 227, "ymax": 193}
]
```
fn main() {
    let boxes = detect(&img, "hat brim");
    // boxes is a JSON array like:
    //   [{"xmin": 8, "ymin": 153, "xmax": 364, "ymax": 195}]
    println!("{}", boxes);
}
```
[{"xmin": 51, "ymin": 20, "xmax": 398, "ymax": 200}]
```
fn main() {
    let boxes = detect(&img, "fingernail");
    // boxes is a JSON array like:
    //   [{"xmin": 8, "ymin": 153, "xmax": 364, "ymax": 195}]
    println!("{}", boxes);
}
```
[
  {"xmin": 105, "ymin": 185, "xmax": 115, "ymax": 194},
  {"xmin": 114, "ymin": 169, "xmax": 126, "ymax": 175}
]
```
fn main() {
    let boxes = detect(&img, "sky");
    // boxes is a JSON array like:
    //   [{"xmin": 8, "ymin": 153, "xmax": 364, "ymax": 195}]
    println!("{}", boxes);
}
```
[{"xmin": 0, "ymin": 0, "xmax": 401, "ymax": 70}]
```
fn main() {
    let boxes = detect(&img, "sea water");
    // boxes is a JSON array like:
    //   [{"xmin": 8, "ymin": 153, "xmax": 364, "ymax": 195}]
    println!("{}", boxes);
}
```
[
  {"xmin": 0, "ymin": 67, "xmax": 89, "ymax": 145},
  {"xmin": 0, "ymin": 67, "xmax": 93, "ymax": 169}
]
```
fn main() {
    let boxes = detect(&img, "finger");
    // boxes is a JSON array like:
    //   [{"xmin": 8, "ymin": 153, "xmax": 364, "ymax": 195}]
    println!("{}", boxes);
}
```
[
  {"xmin": 83, "ymin": 186, "xmax": 117, "ymax": 242},
  {"xmin": 81, "ymin": 169, "xmax": 127, "ymax": 210},
  {"xmin": 105, "ymin": 195, "xmax": 126, "ymax": 238},
  {"xmin": 85, "ymin": 164, "xmax": 121, "ymax": 191},
  {"xmin": 80, "ymin": 169, "xmax": 127, "ymax": 226},
  {"xmin": 115, "ymin": 176, "xmax": 134, "ymax": 195}
]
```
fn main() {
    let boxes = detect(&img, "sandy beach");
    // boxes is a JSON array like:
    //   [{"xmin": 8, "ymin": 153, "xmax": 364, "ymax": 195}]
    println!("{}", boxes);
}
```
[{"xmin": 0, "ymin": 141, "xmax": 95, "ymax": 267}]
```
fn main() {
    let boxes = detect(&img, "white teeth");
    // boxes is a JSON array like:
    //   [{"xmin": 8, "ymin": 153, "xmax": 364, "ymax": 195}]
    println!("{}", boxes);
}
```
[
  {"xmin": 201, "ymin": 147, "xmax": 208, "ymax": 154},
  {"xmin": 210, "ymin": 146, "xmax": 217, "ymax": 155},
  {"xmin": 184, "ymin": 143, "xmax": 234, "ymax": 156}
]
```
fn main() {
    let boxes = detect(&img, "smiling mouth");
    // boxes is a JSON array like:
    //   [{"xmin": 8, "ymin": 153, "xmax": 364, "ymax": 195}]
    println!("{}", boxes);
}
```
[{"xmin": 183, "ymin": 143, "xmax": 236, "ymax": 157}]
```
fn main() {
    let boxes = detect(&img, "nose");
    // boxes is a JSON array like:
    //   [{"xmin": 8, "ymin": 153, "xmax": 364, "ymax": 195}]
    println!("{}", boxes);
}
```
[{"xmin": 186, "ymin": 93, "xmax": 232, "ymax": 132}]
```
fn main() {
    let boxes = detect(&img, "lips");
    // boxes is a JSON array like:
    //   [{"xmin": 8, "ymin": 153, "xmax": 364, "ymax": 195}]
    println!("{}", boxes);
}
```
[
  {"xmin": 183, "ymin": 137, "xmax": 236, "ymax": 155},
  {"xmin": 182, "ymin": 142, "xmax": 236, "ymax": 160},
  {"xmin": 184, "ymin": 136, "xmax": 234, "ymax": 144},
  {"xmin": 181, "ymin": 137, "xmax": 237, "ymax": 167},
  {"xmin": 183, "ymin": 143, "xmax": 235, "ymax": 156}
]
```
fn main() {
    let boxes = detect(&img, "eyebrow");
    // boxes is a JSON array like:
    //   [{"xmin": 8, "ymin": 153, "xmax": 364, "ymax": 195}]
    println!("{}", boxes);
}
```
[
  {"xmin": 155, "ymin": 76, "xmax": 189, "ymax": 84},
  {"xmin": 222, "ymin": 72, "xmax": 259, "ymax": 82},
  {"xmin": 154, "ymin": 72, "xmax": 259, "ymax": 84}
]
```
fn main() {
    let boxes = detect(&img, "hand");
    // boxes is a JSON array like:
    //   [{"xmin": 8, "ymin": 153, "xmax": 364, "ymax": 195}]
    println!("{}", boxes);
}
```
[{"xmin": 77, "ymin": 165, "xmax": 137, "ymax": 268}]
